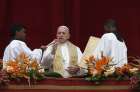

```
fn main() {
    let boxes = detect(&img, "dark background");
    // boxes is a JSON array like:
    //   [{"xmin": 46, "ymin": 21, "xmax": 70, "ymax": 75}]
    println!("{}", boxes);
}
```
[{"xmin": 0, "ymin": 0, "xmax": 140, "ymax": 58}]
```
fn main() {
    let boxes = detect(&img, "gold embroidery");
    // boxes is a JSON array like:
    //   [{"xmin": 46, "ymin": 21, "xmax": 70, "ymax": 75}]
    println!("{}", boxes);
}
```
[{"xmin": 53, "ymin": 41, "xmax": 78, "ymax": 76}]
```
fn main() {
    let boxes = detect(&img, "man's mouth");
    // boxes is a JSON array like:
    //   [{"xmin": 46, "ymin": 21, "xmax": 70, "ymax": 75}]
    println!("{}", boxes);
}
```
[{"xmin": 58, "ymin": 38, "xmax": 63, "ymax": 40}]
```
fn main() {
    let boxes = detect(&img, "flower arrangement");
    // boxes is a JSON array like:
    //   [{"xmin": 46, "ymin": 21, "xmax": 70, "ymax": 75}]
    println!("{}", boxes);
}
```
[
  {"xmin": 84, "ymin": 53, "xmax": 113, "ymax": 76},
  {"xmin": 84, "ymin": 53, "xmax": 139, "ymax": 85},
  {"xmin": 84, "ymin": 53, "xmax": 113, "ymax": 83},
  {"xmin": 0, "ymin": 60, "xmax": 9, "ymax": 88},
  {"xmin": 5, "ymin": 52, "xmax": 45, "ymax": 85},
  {"xmin": 128, "ymin": 56, "xmax": 140, "ymax": 88}
]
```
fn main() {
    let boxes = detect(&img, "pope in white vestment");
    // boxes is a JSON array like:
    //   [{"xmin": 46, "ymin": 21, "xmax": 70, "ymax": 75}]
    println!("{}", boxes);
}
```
[
  {"xmin": 41, "ymin": 41, "xmax": 82, "ymax": 78},
  {"xmin": 41, "ymin": 26, "xmax": 83, "ymax": 78},
  {"xmin": 3, "ymin": 24, "xmax": 42, "ymax": 69}
]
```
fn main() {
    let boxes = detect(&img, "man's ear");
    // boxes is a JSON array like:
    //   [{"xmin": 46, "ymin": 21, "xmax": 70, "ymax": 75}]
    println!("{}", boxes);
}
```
[
  {"xmin": 16, "ymin": 31, "xmax": 21, "ymax": 36},
  {"xmin": 68, "ymin": 34, "xmax": 70, "ymax": 39},
  {"xmin": 15, "ymin": 31, "xmax": 18, "ymax": 36}
]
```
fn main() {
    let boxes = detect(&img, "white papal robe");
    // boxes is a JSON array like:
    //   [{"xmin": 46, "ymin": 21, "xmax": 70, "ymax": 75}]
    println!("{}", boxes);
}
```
[
  {"xmin": 41, "ymin": 41, "xmax": 82, "ymax": 78},
  {"xmin": 93, "ymin": 33, "xmax": 127, "ymax": 67},
  {"xmin": 3, "ymin": 40, "xmax": 42, "ymax": 69}
]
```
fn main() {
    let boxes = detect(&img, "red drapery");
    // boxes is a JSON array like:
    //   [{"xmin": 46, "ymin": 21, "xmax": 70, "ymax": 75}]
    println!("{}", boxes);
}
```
[{"xmin": 0, "ymin": 0, "xmax": 140, "ymax": 58}]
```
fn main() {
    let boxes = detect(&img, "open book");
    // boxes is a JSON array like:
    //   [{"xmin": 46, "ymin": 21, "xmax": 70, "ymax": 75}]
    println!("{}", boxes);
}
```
[
  {"xmin": 79, "ymin": 36, "xmax": 100, "ymax": 69},
  {"xmin": 83, "ymin": 36, "xmax": 100, "ymax": 57}
]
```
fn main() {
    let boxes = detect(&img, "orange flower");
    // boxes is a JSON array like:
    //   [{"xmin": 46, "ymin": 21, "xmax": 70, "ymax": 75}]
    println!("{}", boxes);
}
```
[
  {"xmin": 30, "ymin": 59, "xmax": 39, "ymax": 70},
  {"xmin": 6, "ymin": 52, "xmax": 40, "ymax": 79},
  {"xmin": 0, "ymin": 59, "xmax": 3, "ymax": 64},
  {"xmin": 84, "ymin": 56, "xmax": 95, "ymax": 64},
  {"xmin": 84, "ymin": 54, "xmax": 112, "ymax": 76},
  {"xmin": 115, "ymin": 64, "xmax": 133, "ymax": 75},
  {"xmin": 84, "ymin": 56, "xmax": 96, "ymax": 75},
  {"xmin": 95, "ymin": 56, "xmax": 111, "ymax": 71},
  {"xmin": 115, "ymin": 67, "xmax": 124, "ymax": 75}
]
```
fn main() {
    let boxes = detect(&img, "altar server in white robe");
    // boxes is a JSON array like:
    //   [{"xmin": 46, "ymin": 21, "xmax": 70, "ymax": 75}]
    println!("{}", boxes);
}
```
[
  {"xmin": 3, "ymin": 24, "xmax": 42, "ymax": 69},
  {"xmin": 41, "ymin": 26, "xmax": 83, "ymax": 78},
  {"xmin": 93, "ymin": 19, "xmax": 127, "ymax": 67}
]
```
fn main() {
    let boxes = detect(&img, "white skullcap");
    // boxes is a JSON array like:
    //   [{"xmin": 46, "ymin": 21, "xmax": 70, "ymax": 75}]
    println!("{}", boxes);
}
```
[{"xmin": 57, "ymin": 25, "xmax": 69, "ymax": 32}]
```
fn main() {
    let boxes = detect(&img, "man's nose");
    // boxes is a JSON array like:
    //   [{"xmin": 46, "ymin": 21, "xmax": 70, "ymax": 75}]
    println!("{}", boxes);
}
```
[{"xmin": 60, "ymin": 33, "xmax": 63, "ymax": 36}]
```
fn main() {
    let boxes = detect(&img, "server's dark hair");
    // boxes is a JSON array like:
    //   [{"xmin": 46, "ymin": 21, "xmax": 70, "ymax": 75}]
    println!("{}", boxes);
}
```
[
  {"xmin": 10, "ymin": 24, "xmax": 25, "ymax": 37},
  {"xmin": 104, "ymin": 19, "xmax": 124, "ymax": 42}
]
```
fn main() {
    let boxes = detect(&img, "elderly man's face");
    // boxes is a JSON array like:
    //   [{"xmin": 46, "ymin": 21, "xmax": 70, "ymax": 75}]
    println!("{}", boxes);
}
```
[{"xmin": 56, "ymin": 26, "xmax": 70, "ymax": 43}]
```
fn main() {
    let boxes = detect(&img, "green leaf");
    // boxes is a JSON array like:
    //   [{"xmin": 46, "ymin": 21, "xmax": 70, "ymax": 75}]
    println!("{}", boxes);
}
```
[{"xmin": 45, "ymin": 72, "xmax": 62, "ymax": 78}]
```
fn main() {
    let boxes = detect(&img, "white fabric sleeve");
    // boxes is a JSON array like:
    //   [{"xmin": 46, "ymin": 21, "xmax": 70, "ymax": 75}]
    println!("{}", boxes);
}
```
[
  {"xmin": 19, "ymin": 43, "xmax": 42, "ymax": 63},
  {"xmin": 40, "ymin": 46, "xmax": 54, "ymax": 68},
  {"xmin": 76, "ymin": 47, "xmax": 83, "ymax": 64}
]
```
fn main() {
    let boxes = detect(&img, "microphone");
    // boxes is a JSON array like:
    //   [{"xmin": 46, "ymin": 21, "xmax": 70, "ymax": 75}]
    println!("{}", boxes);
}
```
[{"xmin": 47, "ymin": 39, "xmax": 59, "ymax": 47}]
